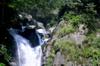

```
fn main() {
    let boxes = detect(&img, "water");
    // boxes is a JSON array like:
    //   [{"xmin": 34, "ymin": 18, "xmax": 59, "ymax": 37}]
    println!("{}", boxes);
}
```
[{"xmin": 8, "ymin": 28, "xmax": 47, "ymax": 66}]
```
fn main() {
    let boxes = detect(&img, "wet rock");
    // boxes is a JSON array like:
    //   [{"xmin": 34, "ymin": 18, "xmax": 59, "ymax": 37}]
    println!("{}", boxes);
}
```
[{"xmin": 10, "ymin": 62, "xmax": 17, "ymax": 66}]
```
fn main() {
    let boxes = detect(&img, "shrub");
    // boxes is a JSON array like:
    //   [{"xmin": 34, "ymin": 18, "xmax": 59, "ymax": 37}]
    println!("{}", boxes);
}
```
[
  {"xmin": 63, "ymin": 12, "xmax": 82, "ymax": 27},
  {"xmin": 53, "ymin": 34, "xmax": 100, "ymax": 65},
  {"xmin": 63, "ymin": 12, "xmax": 97, "ymax": 33},
  {"xmin": 56, "ymin": 24, "xmax": 75, "ymax": 37}
]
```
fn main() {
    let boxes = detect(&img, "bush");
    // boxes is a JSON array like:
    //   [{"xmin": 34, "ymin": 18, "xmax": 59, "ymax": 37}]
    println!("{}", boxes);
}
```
[
  {"xmin": 63, "ymin": 12, "xmax": 97, "ymax": 33},
  {"xmin": 53, "ymin": 34, "xmax": 100, "ymax": 65},
  {"xmin": 56, "ymin": 23, "xmax": 75, "ymax": 37},
  {"xmin": 63, "ymin": 12, "xmax": 82, "ymax": 27}
]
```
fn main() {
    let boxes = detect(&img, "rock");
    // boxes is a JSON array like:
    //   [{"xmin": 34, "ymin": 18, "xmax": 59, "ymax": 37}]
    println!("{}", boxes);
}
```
[
  {"xmin": 10, "ymin": 62, "xmax": 17, "ymax": 66},
  {"xmin": 53, "ymin": 51, "xmax": 65, "ymax": 66},
  {"xmin": 37, "ymin": 22, "xmax": 45, "ymax": 29},
  {"xmin": 49, "ymin": 27, "xmax": 55, "ymax": 33},
  {"xmin": 66, "ymin": 61, "xmax": 74, "ymax": 66},
  {"xmin": 70, "ymin": 32, "xmax": 86, "ymax": 45},
  {"xmin": 78, "ymin": 24, "xmax": 88, "ymax": 35}
]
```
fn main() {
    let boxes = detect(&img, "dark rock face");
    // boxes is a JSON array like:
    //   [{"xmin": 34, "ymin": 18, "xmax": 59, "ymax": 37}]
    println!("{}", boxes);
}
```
[{"xmin": 20, "ymin": 28, "xmax": 40, "ymax": 47}]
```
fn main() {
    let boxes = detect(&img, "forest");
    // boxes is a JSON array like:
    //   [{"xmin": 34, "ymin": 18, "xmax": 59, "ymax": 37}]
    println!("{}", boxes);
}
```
[{"xmin": 0, "ymin": 0, "xmax": 100, "ymax": 66}]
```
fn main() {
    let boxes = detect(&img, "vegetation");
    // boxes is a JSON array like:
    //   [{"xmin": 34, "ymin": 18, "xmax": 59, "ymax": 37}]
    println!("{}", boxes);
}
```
[
  {"xmin": 49, "ymin": 33, "xmax": 100, "ymax": 66},
  {"xmin": 45, "ymin": 48, "xmax": 55, "ymax": 66},
  {"xmin": 56, "ymin": 22, "xmax": 75, "ymax": 37},
  {"xmin": 0, "ymin": 0, "xmax": 100, "ymax": 66},
  {"xmin": 0, "ymin": 63, "xmax": 5, "ymax": 66},
  {"xmin": 0, "ymin": 45, "xmax": 11, "ymax": 62},
  {"xmin": 44, "ymin": 0, "xmax": 100, "ymax": 65}
]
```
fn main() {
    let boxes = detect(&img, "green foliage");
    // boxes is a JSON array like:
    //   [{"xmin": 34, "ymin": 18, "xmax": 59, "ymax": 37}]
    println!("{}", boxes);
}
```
[
  {"xmin": 54, "ymin": 39, "xmax": 79, "ymax": 61},
  {"xmin": 53, "ymin": 33, "xmax": 100, "ymax": 65},
  {"xmin": 10, "ymin": 0, "xmax": 66, "ymax": 11},
  {"xmin": 55, "ymin": 20, "xmax": 75, "ymax": 37},
  {"xmin": 9, "ymin": 0, "xmax": 64, "ymax": 13},
  {"xmin": 63, "ymin": 12, "xmax": 82, "ymax": 27},
  {"xmin": 8, "ymin": 0, "xmax": 100, "ymax": 28},
  {"xmin": 92, "ymin": 37, "xmax": 100, "ymax": 48},
  {"xmin": 5, "ymin": 0, "xmax": 100, "ymax": 65},
  {"xmin": 57, "ymin": 24, "xmax": 75, "ymax": 37},
  {"xmin": 63, "ymin": 11, "xmax": 97, "ymax": 32},
  {"xmin": 48, "ymin": 18, "xmax": 57, "ymax": 27},
  {"xmin": 0, "ymin": 45, "xmax": 11, "ymax": 62},
  {"xmin": 85, "ymin": 3, "xmax": 96, "ymax": 14},
  {"xmin": 0, "ymin": 63, "xmax": 5, "ymax": 66},
  {"xmin": 81, "ymin": 14, "xmax": 97, "ymax": 32},
  {"xmin": 45, "ymin": 47, "xmax": 55, "ymax": 66}
]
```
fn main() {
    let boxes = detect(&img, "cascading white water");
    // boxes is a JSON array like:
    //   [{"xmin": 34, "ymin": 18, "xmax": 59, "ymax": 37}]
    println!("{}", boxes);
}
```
[{"xmin": 8, "ymin": 28, "xmax": 46, "ymax": 66}]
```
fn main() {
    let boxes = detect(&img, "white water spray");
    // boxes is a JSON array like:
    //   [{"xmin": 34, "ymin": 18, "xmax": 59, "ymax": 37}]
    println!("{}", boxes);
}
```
[{"xmin": 8, "ymin": 28, "xmax": 48, "ymax": 66}]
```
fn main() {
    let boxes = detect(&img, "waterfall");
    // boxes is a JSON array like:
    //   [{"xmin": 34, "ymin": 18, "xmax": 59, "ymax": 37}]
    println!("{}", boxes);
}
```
[{"xmin": 8, "ymin": 28, "xmax": 46, "ymax": 66}]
